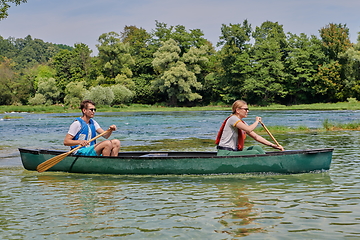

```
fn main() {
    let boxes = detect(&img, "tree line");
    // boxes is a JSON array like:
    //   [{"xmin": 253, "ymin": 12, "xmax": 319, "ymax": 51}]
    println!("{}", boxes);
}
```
[{"xmin": 1, "ymin": 20, "xmax": 360, "ymax": 107}]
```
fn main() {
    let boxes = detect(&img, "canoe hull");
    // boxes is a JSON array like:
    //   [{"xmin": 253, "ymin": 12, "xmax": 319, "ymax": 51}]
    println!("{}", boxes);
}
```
[{"xmin": 19, "ymin": 148, "xmax": 333, "ymax": 175}]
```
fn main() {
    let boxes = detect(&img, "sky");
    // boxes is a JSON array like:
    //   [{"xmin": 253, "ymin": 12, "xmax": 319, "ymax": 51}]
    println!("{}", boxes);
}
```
[{"xmin": 1, "ymin": 0, "xmax": 359, "ymax": 55}]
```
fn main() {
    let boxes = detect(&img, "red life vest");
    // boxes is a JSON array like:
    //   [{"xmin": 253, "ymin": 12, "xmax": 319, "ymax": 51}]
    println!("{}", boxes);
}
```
[{"xmin": 215, "ymin": 116, "xmax": 247, "ymax": 150}]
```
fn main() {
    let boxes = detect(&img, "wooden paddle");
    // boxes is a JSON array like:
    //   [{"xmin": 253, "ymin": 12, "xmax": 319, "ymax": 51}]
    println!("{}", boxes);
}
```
[
  {"xmin": 259, "ymin": 120, "xmax": 281, "ymax": 147},
  {"xmin": 36, "ymin": 129, "xmax": 111, "ymax": 173}
]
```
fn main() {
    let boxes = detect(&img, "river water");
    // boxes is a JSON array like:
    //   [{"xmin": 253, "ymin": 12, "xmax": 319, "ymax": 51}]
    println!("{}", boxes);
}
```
[{"xmin": 0, "ymin": 110, "xmax": 360, "ymax": 239}]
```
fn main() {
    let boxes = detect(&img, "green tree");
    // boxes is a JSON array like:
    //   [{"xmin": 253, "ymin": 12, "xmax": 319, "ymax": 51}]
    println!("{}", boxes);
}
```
[
  {"xmin": 0, "ymin": 36, "xmax": 16, "ymax": 58},
  {"xmin": 0, "ymin": 0, "xmax": 27, "ymax": 20},
  {"xmin": 0, "ymin": 57, "xmax": 17, "ymax": 104},
  {"xmin": 120, "ymin": 26, "xmax": 159, "ymax": 103},
  {"xmin": 152, "ymin": 21, "xmax": 209, "ymax": 55},
  {"xmin": 245, "ymin": 21, "xmax": 288, "ymax": 105},
  {"xmin": 283, "ymin": 33, "xmax": 326, "ymax": 104},
  {"xmin": 215, "ymin": 20, "xmax": 252, "ymax": 103},
  {"xmin": 317, "ymin": 23, "xmax": 353, "ymax": 101},
  {"xmin": 0, "ymin": 56, "xmax": 34, "ymax": 104},
  {"xmin": 320, "ymin": 23, "xmax": 352, "ymax": 61},
  {"xmin": 84, "ymin": 86, "xmax": 114, "ymax": 106},
  {"xmin": 28, "ymin": 93, "xmax": 46, "ymax": 105},
  {"xmin": 339, "ymin": 33, "xmax": 360, "ymax": 99},
  {"xmin": 114, "ymin": 73, "xmax": 135, "ymax": 90},
  {"xmin": 52, "ymin": 43, "xmax": 94, "ymax": 93},
  {"xmin": 152, "ymin": 39, "xmax": 204, "ymax": 106},
  {"xmin": 29, "ymin": 77, "xmax": 60, "ymax": 105},
  {"xmin": 33, "ymin": 64, "xmax": 56, "ymax": 89},
  {"xmin": 121, "ymin": 25, "xmax": 155, "ymax": 76},
  {"xmin": 314, "ymin": 61, "xmax": 343, "ymax": 101},
  {"xmin": 96, "ymin": 32, "xmax": 135, "ymax": 84},
  {"xmin": 64, "ymin": 81, "xmax": 87, "ymax": 108},
  {"xmin": 111, "ymin": 84, "xmax": 134, "ymax": 104},
  {"xmin": 9, "ymin": 35, "xmax": 60, "ymax": 70},
  {"xmin": 132, "ymin": 74, "xmax": 160, "ymax": 104}
]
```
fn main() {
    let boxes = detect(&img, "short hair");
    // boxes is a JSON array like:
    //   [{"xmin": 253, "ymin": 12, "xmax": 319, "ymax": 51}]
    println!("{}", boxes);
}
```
[
  {"xmin": 232, "ymin": 100, "xmax": 247, "ymax": 114},
  {"xmin": 80, "ymin": 100, "xmax": 96, "ymax": 110}
]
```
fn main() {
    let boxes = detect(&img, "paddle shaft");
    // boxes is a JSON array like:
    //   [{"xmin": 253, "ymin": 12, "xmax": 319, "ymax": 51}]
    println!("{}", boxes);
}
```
[
  {"xmin": 66, "ymin": 129, "xmax": 111, "ymax": 154},
  {"xmin": 259, "ymin": 121, "xmax": 280, "ymax": 147},
  {"xmin": 36, "ymin": 129, "xmax": 111, "ymax": 172}
]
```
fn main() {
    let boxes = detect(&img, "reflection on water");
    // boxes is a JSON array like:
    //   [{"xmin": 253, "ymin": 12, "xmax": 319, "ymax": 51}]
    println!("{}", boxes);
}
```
[
  {"xmin": 215, "ymin": 185, "xmax": 264, "ymax": 237},
  {"xmin": 2, "ymin": 168, "xmax": 351, "ymax": 239},
  {"xmin": 1, "ymin": 110, "xmax": 360, "ymax": 239}
]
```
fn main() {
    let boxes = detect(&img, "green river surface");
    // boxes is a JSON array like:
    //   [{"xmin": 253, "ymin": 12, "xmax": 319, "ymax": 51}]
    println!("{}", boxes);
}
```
[{"xmin": 0, "ymin": 110, "xmax": 359, "ymax": 239}]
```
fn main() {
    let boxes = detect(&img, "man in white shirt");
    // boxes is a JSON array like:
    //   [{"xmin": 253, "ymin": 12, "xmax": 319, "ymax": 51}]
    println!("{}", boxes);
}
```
[{"xmin": 63, "ymin": 100, "xmax": 120, "ymax": 156}]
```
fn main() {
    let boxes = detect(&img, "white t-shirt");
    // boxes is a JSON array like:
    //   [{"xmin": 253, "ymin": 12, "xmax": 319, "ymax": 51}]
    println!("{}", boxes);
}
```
[
  {"xmin": 68, "ymin": 119, "xmax": 101, "ymax": 140},
  {"xmin": 219, "ymin": 115, "xmax": 246, "ymax": 150}
]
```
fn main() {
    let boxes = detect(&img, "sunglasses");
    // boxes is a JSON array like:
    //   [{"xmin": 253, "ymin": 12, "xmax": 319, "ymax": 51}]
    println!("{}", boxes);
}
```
[
  {"xmin": 88, "ymin": 108, "xmax": 96, "ymax": 112},
  {"xmin": 239, "ymin": 108, "xmax": 249, "ymax": 111}
]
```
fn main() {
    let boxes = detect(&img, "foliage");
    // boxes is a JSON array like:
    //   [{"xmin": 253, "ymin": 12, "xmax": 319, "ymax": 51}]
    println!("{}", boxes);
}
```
[
  {"xmin": 114, "ymin": 74, "xmax": 135, "ymax": 90},
  {"xmin": 152, "ymin": 21, "xmax": 208, "ymax": 54},
  {"xmin": 52, "ymin": 43, "xmax": 94, "ymax": 93},
  {"xmin": 152, "ymin": 39, "xmax": 205, "ymax": 106},
  {"xmin": 2, "ymin": 35, "xmax": 62, "ymax": 70},
  {"xmin": 160, "ymin": 61, "xmax": 202, "ymax": 104},
  {"xmin": 64, "ymin": 81, "xmax": 86, "ymax": 108},
  {"xmin": 320, "ymin": 23, "xmax": 352, "ymax": 60},
  {"xmin": 28, "ymin": 93, "xmax": 46, "ymax": 105},
  {"xmin": 0, "ymin": 0, "xmax": 26, "ymax": 20},
  {"xmin": 245, "ymin": 21, "xmax": 287, "ymax": 105},
  {"xmin": 84, "ymin": 86, "xmax": 114, "ymax": 106},
  {"xmin": 32, "ymin": 64, "xmax": 56, "ymax": 89},
  {"xmin": 3, "ymin": 101, "xmax": 360, "ymax": 114},
  {"xmin": 121, "ymin": 25, "xmax": 155, "ymax": 76},
  {"xmin": 120, "ymin": 26, "xmax": 158, "ymax": 102},
  {"xmin": 2, "ymin": 20, "xmax": 360, "ymax": 107},
  {"xmin": 30, "ymin": 77, "xmax": 60, "ymax": 105},
  {"xmin": 283, "ymin": 33, "xmax": 326, "ymax": 104},
  {"xmin": 314, "ymin": 61, "xmax": 343, "ymax": 101},
  {"xmin": 97, "ymin": 32, "xmax": 135, "ymax": 84},
  {"xmin": 216, "ymin": 20, "xmax": 253, "ymax": 103},
  {"xmin": 338, "ymin": 42, "xmax": 360, "ymax": 99},
  {"xmin": 323, "ymin": 118, "xmax": 360, "ymax": 131},
  {"xmin": 111, "ymin": 84, "xmax": 134, "ymax": 104},
  {"xmin": 132, "ymin": 74, "xmax": 161, "ymax": 104},
  {"xmin": 0, "ymin": 57, "xmax": 17, "ymax": 104}
]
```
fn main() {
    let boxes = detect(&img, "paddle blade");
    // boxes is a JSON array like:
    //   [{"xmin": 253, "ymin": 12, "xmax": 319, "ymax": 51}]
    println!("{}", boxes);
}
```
[{"xmin": 36, "ymin": 151, "xmax": 71, "ymax": 173}]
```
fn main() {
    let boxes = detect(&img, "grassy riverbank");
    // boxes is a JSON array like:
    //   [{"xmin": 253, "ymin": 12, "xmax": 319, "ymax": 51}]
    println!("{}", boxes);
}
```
[{"xmin": 1, "ymin": 101, "xmax": 360, "ymax": 114}]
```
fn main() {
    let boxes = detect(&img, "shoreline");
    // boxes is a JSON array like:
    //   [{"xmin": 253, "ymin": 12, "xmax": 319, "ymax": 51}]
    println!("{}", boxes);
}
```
[{"xmin": 1, "ymin": 101, "xmax": 360, "ymax": 114}]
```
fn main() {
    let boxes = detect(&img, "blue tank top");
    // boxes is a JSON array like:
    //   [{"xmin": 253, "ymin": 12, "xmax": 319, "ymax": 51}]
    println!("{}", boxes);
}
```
[{"xmin": 71, "ymin": 117, "xmax": 97, "ymax": 149}]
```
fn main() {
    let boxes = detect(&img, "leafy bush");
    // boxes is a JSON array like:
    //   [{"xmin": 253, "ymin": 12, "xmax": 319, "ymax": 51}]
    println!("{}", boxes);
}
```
[
  {"xmin": 84, "ymin": 86, "xmax": 114, "ymax": 106},
  {"xmin": 28, "ymin": 93, "xmax": 46, "ymax": 105},
  {"xmin": 36, "ymin": 78, "xmax": 60, "ymax": 104},
  {"xmin": 64, "ymin": 81, "xmax": 86, "ymax": 108},
  {"xmin": 347, "ymin": 97, "xmax": 358, "ymax": 104},
  {"xmin": 111, "ymin": 84, "xmax": 134, "ymax": 104}
]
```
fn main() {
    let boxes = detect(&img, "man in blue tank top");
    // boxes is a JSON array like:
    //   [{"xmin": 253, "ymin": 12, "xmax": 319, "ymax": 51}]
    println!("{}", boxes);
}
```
[{"xmin": 63, "ymin": 100, "xmax": 121, "ymax": 156}]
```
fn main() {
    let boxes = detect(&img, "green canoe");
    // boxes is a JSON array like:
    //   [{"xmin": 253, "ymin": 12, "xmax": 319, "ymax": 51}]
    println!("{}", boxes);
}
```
[{"xmin": 19, "ymin": 148, "xmax": 333, "ymax": 175}]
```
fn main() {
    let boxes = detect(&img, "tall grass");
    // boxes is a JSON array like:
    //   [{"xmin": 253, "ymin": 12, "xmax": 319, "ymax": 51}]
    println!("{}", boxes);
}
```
[
  {"xmin": 322, "ymin": 119, "xmax": 360, "ymax": 130},
  {"xmin": 257, "ymin": 125, "xmax": 310, "ymax": 134},
  {"xmin": 0, "ymin": 105, "xmax": 70, "ymax": 113}
]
